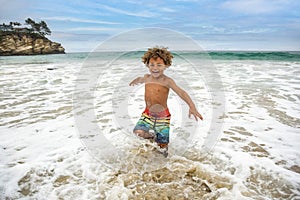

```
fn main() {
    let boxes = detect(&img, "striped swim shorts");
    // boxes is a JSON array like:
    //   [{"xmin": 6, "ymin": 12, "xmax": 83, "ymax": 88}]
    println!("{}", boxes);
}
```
[{"xmin": 133, "ymin": 108, "xmax": 171, "ymax": 144}]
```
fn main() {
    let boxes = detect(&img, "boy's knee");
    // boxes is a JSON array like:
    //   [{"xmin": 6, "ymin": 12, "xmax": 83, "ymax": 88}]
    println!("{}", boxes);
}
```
[
  {"xmin": 134, "ymin": 130, "xmax": 154, "ymax": 139},
  {"xmin": 133, "ymin": 129, "xmax": 143, "ymax": 137}
]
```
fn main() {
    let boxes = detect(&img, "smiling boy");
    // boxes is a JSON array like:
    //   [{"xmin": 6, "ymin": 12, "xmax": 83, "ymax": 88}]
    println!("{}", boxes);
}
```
[{"xmin": 129, "ymin": 47, "xmax": 203, "ymax": 157}]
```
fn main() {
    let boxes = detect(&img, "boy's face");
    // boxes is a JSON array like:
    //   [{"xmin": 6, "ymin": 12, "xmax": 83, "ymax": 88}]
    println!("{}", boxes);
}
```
[{"xmin": 147, "ymin": 57, "xmax": 166, "ymax": 78}]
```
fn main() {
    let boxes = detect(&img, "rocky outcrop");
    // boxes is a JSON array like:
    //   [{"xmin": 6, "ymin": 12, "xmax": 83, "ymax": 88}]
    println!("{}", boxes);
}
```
[{"xmin": 0, "ymin": 31, "xmax": 65, "ymax": 56}]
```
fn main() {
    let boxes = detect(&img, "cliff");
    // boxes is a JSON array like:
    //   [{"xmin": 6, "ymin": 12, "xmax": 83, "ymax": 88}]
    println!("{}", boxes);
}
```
[{"xmin": 0, "ymin": 31, "xmax": 65, "ymax": 56}]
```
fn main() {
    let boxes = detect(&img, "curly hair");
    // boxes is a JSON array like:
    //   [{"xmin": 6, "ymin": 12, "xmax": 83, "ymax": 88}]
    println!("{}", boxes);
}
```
[{"xmin": 142, "ymin": 47, "xmax": 174, "ymax": 67}]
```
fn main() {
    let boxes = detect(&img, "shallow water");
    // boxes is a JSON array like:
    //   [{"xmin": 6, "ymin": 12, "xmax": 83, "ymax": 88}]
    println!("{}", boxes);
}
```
[{"xmin": 0, "ymin": 53, "xmax": 299, "ymax": 199}]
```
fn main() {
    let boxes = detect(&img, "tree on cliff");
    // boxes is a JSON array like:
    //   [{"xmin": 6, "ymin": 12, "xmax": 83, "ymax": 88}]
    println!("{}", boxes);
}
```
[
  {"xmin": 40, "ymin": 21, "xmax": 51, "ymax": 36},
  {"xmin": 25, "ymin": 18, "xmax": 51, "ymax": 36},
  {"xmin": 10, "ymin": 22, "xmax": 21, "ymax": 26},
  {"xmin": 25, "ymin": 18, "xmax": 35, "ymax": 28}
]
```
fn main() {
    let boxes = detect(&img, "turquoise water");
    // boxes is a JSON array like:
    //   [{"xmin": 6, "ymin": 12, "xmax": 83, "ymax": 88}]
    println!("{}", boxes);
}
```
[
  {"xmin": 1, "ymin": 51, "xmax": 300, "ymax": 65},
  {"xmin": 105, "ymin": 51, "xmax": 300, "ymax": 61},
  {"xmin": 207, "ymin": 51, "xmax": 300, "ymax": 61}
]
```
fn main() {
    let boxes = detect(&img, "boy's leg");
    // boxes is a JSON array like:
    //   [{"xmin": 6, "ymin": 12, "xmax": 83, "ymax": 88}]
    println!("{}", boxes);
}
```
[
  {"xmin": 155, "ymin": 122, "xmax": 169, "ymax": 148},
  {"xmin": 154, "ymin": 118, "xmax": 170, "ymax": 145},
  {"xmin": 157, "ymin": 143, "xmax": 168, "ymax": 148},
  {"xmin": 157, "ymin": 141, "xmax": 168, "ymax": 157},
  {"xmin": 133, "ymin": 129, "xmax": 154, "ymax": 139},
  {"xmin": 154, "ymin": 117, "xmax": 170, "ymax": 157},
  {"xmin": 133, "ymin": 111, "xmax": 154, "ymax": 140}
]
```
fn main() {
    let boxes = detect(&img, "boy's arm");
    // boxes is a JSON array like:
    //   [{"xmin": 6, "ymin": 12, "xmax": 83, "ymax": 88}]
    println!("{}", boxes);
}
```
[
  {"xmin": 168, "ymin": 78, "xmax": 203, "ymax": 121},
  {"xmin": 129, "ymin": 75, "xmax": 146, "ymax": 86}
]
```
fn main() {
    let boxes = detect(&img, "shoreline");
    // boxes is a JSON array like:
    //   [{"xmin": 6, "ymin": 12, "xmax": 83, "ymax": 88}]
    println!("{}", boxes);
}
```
[{"xmin": 0, "ymin": 51, "xmax": 65, "ymax": 57}]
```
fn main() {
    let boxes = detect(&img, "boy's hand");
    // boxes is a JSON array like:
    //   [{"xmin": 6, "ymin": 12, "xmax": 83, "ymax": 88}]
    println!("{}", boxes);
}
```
[
  {"xmin": 129, "ymin": 79, "xmax": 138, "ymax": 86},
  {"xmin": 189, "ymin": 107, "xmax": 203, "ymax": 121}
]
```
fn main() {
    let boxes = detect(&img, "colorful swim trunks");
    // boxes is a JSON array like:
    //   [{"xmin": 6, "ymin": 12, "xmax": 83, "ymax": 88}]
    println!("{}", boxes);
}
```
[{"xmin": 133, "ymin": 108, "xmax": 171, "ymax": 144}]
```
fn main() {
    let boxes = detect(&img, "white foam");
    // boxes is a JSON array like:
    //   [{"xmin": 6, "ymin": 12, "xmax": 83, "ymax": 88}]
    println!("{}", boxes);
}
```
[{"xmin": 0, "ymin": 56, "xmax": 299, "ymax": 199}]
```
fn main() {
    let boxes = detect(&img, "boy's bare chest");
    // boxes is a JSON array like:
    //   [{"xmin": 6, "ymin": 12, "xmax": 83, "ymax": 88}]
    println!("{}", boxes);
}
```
[{"xmin": 145, "ymin": 83, "xmax": 169, "ymax": 94}]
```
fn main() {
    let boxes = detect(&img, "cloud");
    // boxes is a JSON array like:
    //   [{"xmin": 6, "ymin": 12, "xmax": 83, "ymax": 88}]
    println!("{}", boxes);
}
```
[
  {"xmin": 222, "ymin": 0, "xmax": 290, "ymax": 15},
  {"xmin": 0, "ymin": 0, "xmax": 37, "ymax": 21},
  {"xmin": 48, "ymin": 31, "xmax": 111, "ymax": 52},
  {"xmin": 96, "ymin": 4, "xmax": 157, "ymax": 18},
  {"xmin": 158, "ymin": 7, "xmax": 176, "ymax": 13},
  {"xmin": 43, "ymin": 16, "xmax": 120, "ymax": 25},
  {"xmin": 174, "ymin": 0, "xmax": 199, "ymax": 2},
  {"xmin": 67, "ymin": 27, "xmax": 124, "ymax": 32}
]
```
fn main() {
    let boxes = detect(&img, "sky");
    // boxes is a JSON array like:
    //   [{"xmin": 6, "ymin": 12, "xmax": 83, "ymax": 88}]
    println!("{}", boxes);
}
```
[{"xmin": 1, "ymin": 0, "xmax": 300, "ymax": 52}]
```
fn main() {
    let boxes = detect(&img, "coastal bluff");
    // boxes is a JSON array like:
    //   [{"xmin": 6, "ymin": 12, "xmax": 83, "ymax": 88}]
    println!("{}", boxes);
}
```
[{"xmin": 0, "ymin": 31, "xmax": 65, "ymax": 56}]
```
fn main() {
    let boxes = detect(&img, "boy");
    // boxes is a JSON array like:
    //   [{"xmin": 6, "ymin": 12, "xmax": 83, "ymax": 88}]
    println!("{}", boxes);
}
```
[{"xmin": 129, "ymin": 47, "xmax": 203, "ymax": 157}]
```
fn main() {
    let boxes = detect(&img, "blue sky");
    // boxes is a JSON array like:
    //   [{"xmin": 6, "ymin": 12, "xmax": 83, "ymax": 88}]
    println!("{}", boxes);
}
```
[{"xmin": 1, "ymin": 0, "xmax": 299, "ymax": 52}]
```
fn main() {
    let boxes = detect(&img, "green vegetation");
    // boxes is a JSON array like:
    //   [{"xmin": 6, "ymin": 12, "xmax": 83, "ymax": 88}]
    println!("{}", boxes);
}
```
[{"xmin": 0, "ymin": 18, "xmax": 51, "ymax": 37}]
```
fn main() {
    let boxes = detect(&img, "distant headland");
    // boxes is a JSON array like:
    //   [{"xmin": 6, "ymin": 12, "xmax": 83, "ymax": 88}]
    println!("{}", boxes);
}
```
[{"xmin": 0, "ymin": 18, "xmax": 65, "ymax": 56}]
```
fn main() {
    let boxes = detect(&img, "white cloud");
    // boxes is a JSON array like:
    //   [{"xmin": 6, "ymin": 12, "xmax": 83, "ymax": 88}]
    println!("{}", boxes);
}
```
[
  {"xmin": 119, "ymin": 0, "xmax": 177, "ymax": 13},
  {"xmin": 157, "ymin": 7, "xmax": 176, "ymax": 13},
  {"xmin": 0, "ymin": 0, "xmax": 37, "ymax": 21},
  {"xmin": 96, "ymin": 4, "xmax": 157, "ymax": 18},
  {"xmin": 222, "ymin": 0, "xmax": 290, "ymax": 14},
  {"xmin": 175, "ymin": 0, "xmax": 199, "ymax": 2},
  {"xmin": 43, "ymin": 16, "xmax": 120, "ymax": 25},
  {"xmin": 239, "ymin": 28, "xmax": 273, "ymax": 34},
  {"xmin": 67, "ymin": 27, "xmax": 124, "ymax": 32}
]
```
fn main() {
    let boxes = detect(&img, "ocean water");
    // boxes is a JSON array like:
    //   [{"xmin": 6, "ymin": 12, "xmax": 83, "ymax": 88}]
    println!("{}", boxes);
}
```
[{"xmin": 0, "ymin": 51, "xmax": 299, "ymax": 199}]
